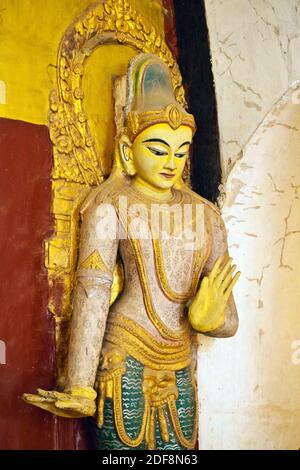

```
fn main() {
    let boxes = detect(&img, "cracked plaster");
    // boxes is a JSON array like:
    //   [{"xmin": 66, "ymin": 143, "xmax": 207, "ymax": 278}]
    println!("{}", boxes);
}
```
[
  {"xmin": 205, "ymin": 0, "xmax": 300, "ymax": 179},
  {"xmin": 197, "ymin": 69, "xmax": 300, "ymax": 448}
]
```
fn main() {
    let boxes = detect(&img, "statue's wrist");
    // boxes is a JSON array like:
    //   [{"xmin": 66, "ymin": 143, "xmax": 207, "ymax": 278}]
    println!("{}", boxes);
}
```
[{"xmin": 66, "ymin": 386, "xmax": 97, "ymax": 401}]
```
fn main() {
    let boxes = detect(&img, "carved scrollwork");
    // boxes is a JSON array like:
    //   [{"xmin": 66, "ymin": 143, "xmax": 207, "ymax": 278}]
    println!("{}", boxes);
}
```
[{"xmin": 50, "ymin": 0, "xmax": 186, "ymax": 185}]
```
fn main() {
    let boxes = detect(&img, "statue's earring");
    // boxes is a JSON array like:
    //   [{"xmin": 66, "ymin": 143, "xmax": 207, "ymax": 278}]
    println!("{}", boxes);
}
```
[
  {"xmin": 119, "ymin": 137, "xmax": 136, "ymax": 176},
  {"xmin": 122, "ymin": 145, "xmax": 136, "ymax": 176},
  {"xmin": 122, "ymin": 144, "xmax": 132, "ymax": 162}
]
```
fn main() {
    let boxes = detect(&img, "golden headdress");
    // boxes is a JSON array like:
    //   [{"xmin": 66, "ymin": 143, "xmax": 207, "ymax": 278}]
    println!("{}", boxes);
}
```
[{"xmin": 124, "ymin": 54, "xmax": 196, "ymax": 141}]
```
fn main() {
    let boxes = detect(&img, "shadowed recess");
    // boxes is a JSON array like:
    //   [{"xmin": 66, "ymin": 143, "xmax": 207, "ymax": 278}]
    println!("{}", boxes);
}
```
[{"xmin": 173, "ymin": 0, "xmax": 221, "ymax": 202}]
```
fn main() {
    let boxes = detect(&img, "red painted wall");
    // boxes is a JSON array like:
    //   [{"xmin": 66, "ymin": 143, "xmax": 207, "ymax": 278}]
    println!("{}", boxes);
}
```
[{"xmin": 0, "ymin": 118, "xmax": 90, "ymax": 449}]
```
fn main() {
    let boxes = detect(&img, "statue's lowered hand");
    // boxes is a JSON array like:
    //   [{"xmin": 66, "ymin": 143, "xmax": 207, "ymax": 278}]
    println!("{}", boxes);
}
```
[
  {"xmin": 22, "ymin": 387, "xmax": 96, "ymax": 418},
  {"xmin": 188, "ymin": 256, "xmax": 240, "ymax": 333}
]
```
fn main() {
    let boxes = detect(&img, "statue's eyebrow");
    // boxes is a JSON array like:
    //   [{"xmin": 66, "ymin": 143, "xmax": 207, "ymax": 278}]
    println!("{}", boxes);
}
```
[
  {"xmin": 178, "ymin": 141, "xmax": 191, "ymax": 148},
  {"xmin": 142, "ymin": 138, "xmax": 170, "ymax": 147}
]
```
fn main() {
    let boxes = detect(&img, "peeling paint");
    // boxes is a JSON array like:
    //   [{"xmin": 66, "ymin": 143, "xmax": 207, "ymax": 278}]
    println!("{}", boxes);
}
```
[
  {"xmin": 274, "ymin": 204, "xmax": 299, "ymax": 271},
  {"xmin": 226, "ymin": 178, "xmax": 247, "ymax": 207},
  {"xmin": 246, "ymin": 265, "xmax": 270, "ymax": 286},
  {"xmin": 258, "ymin": 329, "xmax": 265, "ymax": 342},
  {"xmin": 268, "ymin": 173, "xmax": 284, "ymax": 193},
  {"xmin": 243, "ymin": 206, "xmax": 261, "ymax": 211},
  {"xmin": 205, "ymin": 0, "xmax": 300, "ymax": 177},
  {"xmin": 240, "ymin": 162, "xmax": 254, "ymax": 171},
  {"xmin": 244, "ymin": 100, "xmax": 262, "ymax": 112}
]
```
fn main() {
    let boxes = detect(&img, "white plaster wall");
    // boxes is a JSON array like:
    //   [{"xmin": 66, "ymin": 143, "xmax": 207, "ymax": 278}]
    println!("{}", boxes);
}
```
[
  {"xmin": 198, "ymin": 84, "xmax": 300, "ymax": 450},
  {"xmin": 204, "ymin": 0, "xmax": 300, "ymax": 178},
  {"xmin": 197, "ymin": 0, "xmax": 300, "ymax": 449}
]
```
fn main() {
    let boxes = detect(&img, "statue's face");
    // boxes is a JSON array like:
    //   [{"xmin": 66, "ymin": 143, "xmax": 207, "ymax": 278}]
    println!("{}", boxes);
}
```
[{"xmin": 131, "ymin": 123, "xmax": 192, "ymax": 190}]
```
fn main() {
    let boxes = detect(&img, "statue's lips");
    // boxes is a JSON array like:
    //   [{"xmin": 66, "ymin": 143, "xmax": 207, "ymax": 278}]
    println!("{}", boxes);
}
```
[{"xmin": 159, "ymin": 172, "xmax": 175, "ymax": 179}]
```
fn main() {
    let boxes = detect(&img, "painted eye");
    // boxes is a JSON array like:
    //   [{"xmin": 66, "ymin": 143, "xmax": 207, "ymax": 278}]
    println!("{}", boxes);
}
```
[
  {"xmin": 175, "ymin": 152, "xmax": 187, "ymax": 158},
  {"xmin": 147, "ymin": 146, "xmax": 168, "ymax": 157}
]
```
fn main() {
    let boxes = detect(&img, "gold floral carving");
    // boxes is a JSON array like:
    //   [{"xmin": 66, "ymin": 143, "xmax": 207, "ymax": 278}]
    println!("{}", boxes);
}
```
[
  {"xmin": 46, "ymin": 0, "xmax": 187, "ymax": 385},
  {"xmin": 50, "ymin": 0, "xmax": 186, "ymax": 184},
  {"xmin": 126, "ymin": 104, "xmax": 196, "ymax": 141}
]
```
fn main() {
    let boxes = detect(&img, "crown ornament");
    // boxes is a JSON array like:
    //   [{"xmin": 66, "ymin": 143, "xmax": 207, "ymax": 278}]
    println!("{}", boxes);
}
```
[
  {"xmin": 124, "ymin": 54, "xmax": 196, "ymax": 141},
  {"xmin": 126, "ymin": 104, "xmax": 195, "ymax": 141}
]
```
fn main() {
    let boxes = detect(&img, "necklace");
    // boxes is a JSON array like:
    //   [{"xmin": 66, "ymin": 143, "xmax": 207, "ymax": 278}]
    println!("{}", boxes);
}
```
[{"xmin": 151, "ymin": 238, "xmax": 203, "ymax": 303}]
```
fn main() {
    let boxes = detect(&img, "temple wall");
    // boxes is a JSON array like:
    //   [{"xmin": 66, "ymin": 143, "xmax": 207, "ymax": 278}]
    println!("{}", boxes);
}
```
[
  {"xmin": 198, "ymin": 0, "xmax": 300, "ymax": 450},
  {"xmin": 204, "ymin": 0, "xmax": 300, "ymax": 178}
]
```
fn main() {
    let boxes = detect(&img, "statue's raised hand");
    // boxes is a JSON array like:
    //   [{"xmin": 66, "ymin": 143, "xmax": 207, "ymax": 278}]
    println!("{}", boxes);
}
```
[
  {"xmin": 22, "ymin": 387, "xmax": 96, "ymax": 418},
  {"xmin": 188, "ymin": 257, "xmax": 240, "ymax": 333}
]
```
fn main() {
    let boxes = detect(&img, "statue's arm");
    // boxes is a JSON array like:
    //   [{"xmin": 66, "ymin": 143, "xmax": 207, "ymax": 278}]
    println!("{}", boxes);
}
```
[
  {"xmin": 188, "ymin": 208, "xmax": 239, "ymax": 338},
  {"xmin": 22, "ymin": 195, "xmax": 119, "ymax": 417},
  {"xmin": 66, "ymin": 197, "xmax": 119, "ymax": 391}
]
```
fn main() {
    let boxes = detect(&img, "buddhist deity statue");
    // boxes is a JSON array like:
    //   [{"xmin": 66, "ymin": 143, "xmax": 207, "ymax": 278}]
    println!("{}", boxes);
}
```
[{"xmin": 23, "ymin": 52, "xmax": 239, "ymax": 450}]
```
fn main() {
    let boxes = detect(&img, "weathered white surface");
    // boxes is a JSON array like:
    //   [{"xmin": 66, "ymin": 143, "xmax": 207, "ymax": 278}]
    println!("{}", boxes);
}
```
[
  {"xmin": 198, "ymin": 84, "xmax": 300, "ymax": 449},
  {"xmin": 205, "ymin": 0, "xmax": 300, "ymax": 178}
]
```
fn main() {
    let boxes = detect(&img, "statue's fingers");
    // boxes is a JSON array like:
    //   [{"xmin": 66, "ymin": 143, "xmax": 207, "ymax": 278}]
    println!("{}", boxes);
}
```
[
  {"xmin": 208, "ymin": 256, "xmax": 223, "ymax": 282},
  {"xmin": 52, "ymin": 391, "xmax": 73, "ymax": 402},
  {"xmin": 214, "ymin": 258, "xmax": 232, "ymax": 288},
  {"xmin": 36, "ymin": 389, "xmax": 73, "ymax": 403},
  {"xmin": 22, "ymin": 393, "xmax": 55, "ymax": 404},
  {"xmin": 220, "ymin": 265, "xmax": 237, "ymax": 292},
  {"xmin": 36, "ymin": 389, "xmax": 59, "ymax": 399},
  {"xmin": 55, "ymin": 399, "xmax": 82, "ymax": 411},
  {"xmin": 56, "ymin": 398, "xmax": 95, "ymax": 417},
  {"xmin": 224, "ymin": 271, "xmax": 241, "ymax": 301},
  {"xmin": 22, "ymin": 394, "xmax": 85, "ymax": 418}
]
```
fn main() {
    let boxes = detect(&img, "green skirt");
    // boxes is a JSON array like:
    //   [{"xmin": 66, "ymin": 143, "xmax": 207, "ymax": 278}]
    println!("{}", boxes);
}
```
[{"xmin": 88, "ymin": 355, "xmax": 198, "ymax": 450}]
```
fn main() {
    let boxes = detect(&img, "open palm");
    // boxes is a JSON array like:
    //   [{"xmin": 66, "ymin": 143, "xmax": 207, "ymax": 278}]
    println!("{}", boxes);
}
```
[
  {"xmin": 188, "ymin": 256, "xmax": 240, "ymax": 333},
  {"xmin": 22, "ymin": 388, "xmax": 96, "ymax": 418}
]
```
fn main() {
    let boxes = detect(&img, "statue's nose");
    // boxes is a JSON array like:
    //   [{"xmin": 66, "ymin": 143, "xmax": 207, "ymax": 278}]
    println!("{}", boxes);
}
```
[{"xmin": 164, "ymin": 154, "xmax": 176, "ymax": 171}]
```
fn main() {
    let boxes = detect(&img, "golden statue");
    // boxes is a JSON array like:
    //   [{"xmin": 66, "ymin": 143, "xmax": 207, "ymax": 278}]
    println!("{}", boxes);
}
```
[{"xmin": 23, "ymin": 1, "xmax": 239, "ymax": 451}]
